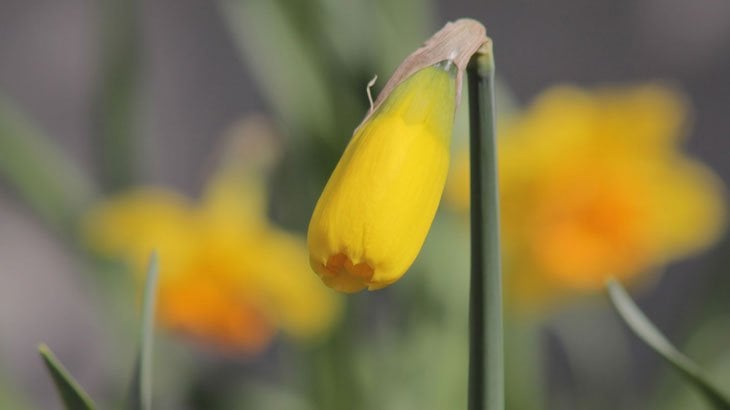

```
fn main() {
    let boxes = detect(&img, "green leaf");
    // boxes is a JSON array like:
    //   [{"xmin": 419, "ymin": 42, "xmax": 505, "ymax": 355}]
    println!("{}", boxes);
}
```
[
  {"xmin": 0, "ymin": 95, "xmax": 95, "ymax": 234},
  {"xmin": 38, "ymin": 343, "xmax": 96, "ymax": 410},
  {"xmin": 219, "ymin": 0, "xmax": 336, "ymax": 139},
  {"xmin": 129, "ymin": 252, "xmax": 160, "ymax": 410},
  {"xmin": 606, "ymin": 278, "xmax": 730, "ymax": 409}
]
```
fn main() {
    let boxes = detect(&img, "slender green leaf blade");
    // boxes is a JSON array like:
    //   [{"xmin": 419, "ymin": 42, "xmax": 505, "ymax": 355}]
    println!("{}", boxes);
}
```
[
  {"xmin": 606, "ymin": 278, "xmax": 730, "ymax": 409},
  {"xmin": 38, "ymin": 343, "xmax": 96, "ymax": 410},
  {"xmin": 219, "ymin": 0, "xmax": 336, "ymax": 139},
  {"xmin": 129, "ymin": 252, "xmax": 159, "ymax": 410},
  {"xmin": 0, "ymin": 95, "xmax": 95, "ymax": 234}
]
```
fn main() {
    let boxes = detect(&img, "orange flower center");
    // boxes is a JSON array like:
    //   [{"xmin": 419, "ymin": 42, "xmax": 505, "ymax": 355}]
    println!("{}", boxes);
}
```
[
  {"xmin": 315, "ymin": 253, "xmax": 375, "ymax": 293},
  {"xmin": 532, "ymin": 173, "xmax": 651, "ymax": 289}
]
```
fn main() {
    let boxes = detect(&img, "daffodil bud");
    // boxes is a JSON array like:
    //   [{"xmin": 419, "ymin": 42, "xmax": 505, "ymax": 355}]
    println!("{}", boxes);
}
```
[{"xmin": 307, "ymin": 19, "xmax": 487, "ymax": 292}]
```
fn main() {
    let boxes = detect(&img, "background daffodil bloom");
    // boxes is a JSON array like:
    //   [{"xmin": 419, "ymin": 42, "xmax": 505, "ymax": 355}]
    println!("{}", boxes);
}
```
[
  {"xmin": 447, "ymin": 84, "xmax": 726, "ymax": 310},
  {"xmin": 84, "ymin": 170, "xmax": 341, "ymax": 353},
  {"xmin": 308, "ymin": 63, "xmax": 457, "ymax": 293}
]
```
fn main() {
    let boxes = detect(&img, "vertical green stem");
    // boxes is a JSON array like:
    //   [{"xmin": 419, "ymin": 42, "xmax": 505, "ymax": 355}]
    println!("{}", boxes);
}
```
[{"xmin": 467, "ymin": 42, "xmax": 503, "ymax": 410}]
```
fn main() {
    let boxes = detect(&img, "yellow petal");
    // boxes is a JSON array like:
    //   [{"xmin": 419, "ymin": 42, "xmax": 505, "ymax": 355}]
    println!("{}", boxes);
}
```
[
  {"xmin": 82, "ymin": 188, "xmax": 197, "ymax": 280},
  {"xmin": 200, "ymin": 170, "xmax": 268, "ymax": 232},
  {"xmin": 646, "ymin": 157, "xmax": 726, "ymax": 259},
  {"xmin": 308, "ymin": 63, "xmax": 456, "ymax": 292},
  {"xmin": 248, "ymin": 231, "xmax": 342, "ymax": 340}
]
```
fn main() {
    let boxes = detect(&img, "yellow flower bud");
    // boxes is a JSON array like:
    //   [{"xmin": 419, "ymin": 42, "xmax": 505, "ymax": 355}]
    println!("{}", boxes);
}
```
[{"xmin": 308, "ymin": 62, "xmax": 457, "ymax": 293}]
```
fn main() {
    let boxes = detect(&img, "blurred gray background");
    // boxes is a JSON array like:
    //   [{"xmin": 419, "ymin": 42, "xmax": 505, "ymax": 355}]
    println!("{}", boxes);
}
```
[{"xmin": 0, "ymin": 0, "xmax": 729, "ymax": 408}]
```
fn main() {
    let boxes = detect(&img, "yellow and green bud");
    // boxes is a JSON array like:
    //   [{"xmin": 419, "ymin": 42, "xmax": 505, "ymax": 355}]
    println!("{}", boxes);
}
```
[{"xmin": 308, "ymin": 62, "xmax": 457, "ymax": 292}]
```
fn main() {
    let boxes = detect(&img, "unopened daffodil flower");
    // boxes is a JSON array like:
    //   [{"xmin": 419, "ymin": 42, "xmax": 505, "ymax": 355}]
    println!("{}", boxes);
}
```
[{"xmin": 308, "ymin": 19, "xmax": 488, "ymax": 292}]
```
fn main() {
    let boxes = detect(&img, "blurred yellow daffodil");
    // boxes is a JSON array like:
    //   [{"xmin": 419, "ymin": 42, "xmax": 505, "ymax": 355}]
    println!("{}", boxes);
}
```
[
  {"xmin": 447, "ymin": 85, "xmax": 726, "ymax": 309},
  {"xmin": 84, "ymin": 167, "xmax": 340, "ymax": 353}
]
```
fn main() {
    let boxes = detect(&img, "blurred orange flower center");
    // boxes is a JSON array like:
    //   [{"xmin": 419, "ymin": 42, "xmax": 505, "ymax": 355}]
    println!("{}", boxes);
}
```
[{"xmin": 532, "ymin": 172, "xmax": 650, "ymax": 289}]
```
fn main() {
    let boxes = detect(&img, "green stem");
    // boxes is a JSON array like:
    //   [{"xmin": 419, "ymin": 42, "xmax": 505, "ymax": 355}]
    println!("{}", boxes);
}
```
[{"xmin": 467, "ymin": 42, "xmax": 503, "ymax": 410}]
